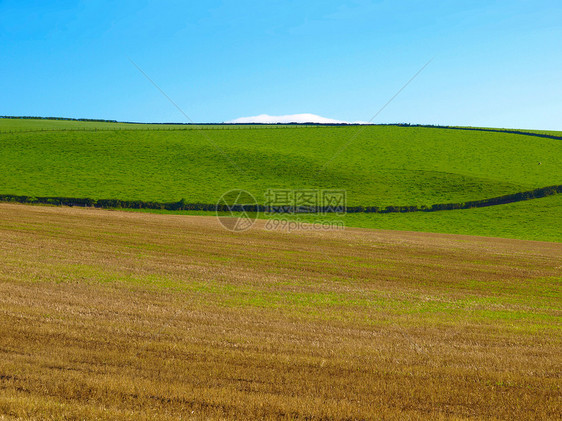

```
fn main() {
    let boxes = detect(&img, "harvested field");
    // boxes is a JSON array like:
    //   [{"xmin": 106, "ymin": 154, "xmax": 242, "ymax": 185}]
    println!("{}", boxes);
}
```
[{"xmin": 0, "ymin": 204, "xmax": 560, "ymax": 419}]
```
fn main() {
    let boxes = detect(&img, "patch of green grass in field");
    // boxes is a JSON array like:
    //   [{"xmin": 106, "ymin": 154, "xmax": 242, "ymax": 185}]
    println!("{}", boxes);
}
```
[
  {"xmin": 42, "ymin": 261, "xmax": 560, "ymax": 331},
  {"xmin": 1, "ymin": 119, "xmax": 560, "ymax": 208},
  {"xmin": 330, "ymin": 194, "xmax": 562, "ymax": 242},
  {"xmin": 126, "ymin": 194, "xmax": 562, "ymax": 242}
]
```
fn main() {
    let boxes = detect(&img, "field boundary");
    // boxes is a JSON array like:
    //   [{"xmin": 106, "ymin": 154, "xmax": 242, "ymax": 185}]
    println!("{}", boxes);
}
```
[
  {"xmin": 1, "ymin": 117, "xmax": 561, "ymax": 139},
  {"xmin": 0, "ymin": 126, "xmax": 326, "ymax": 134},
  {"xmin": 1, "ymin": 185, "xmax": 560, "ymax": 213},
  {"xmin": 383, "ymin": 124, "xmax": 562, "ymax": 140}
]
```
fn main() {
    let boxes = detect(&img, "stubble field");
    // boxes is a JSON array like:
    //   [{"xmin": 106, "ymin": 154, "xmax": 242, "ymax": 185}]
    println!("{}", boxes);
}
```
[{"xmin": 0, "ymin": 204, "xmax": 560, "ymax": 419}]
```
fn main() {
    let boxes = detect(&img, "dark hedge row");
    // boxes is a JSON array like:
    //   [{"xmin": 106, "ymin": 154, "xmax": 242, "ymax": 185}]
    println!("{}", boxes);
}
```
[
  {"xmin": 3, "ymin": 117, "xmax": 561, "ymax": 140},
  {"xmin": 2, "ymin": 117, "xmax": 561, "ymax": 139},
  {"xmin": 383, "ymin": 124, "xmax": 562, "ymax": 141},
  {"xmin": 0, "ymin": 185, "xmax": 560, "ymax": 214},
  {"xmin": 346, "ymin": 184, "xmax": 562, "ymax": 213},
  {"xmin": 0, "ymin": 116, "xmax": 119, "ymax": 123}
]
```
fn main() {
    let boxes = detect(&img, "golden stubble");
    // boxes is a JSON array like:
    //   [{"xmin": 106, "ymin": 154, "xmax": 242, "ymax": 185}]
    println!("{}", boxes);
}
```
[{"xmin": 0, "ymin": 204, "xmax": 560, "ymax": 420}]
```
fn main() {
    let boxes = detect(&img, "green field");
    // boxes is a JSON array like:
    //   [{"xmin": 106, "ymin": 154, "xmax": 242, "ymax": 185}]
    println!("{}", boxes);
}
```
[
  {"xmin": 134, "ymin": 193, "xmax": 562, "ymax": 242},
  {"xmin": 1, "ymin": 118, "xmax": 561, "ymax": 241}
]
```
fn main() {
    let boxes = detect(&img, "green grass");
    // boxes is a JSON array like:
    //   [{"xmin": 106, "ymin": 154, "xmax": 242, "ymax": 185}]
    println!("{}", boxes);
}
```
[
  {"xmin": 128, "ymin": 194, "xmax": 562, "ymax": 242},
  {"xmin": 313, "ymin": 193, "xmax": 562, "ymax": 241},
  {"xmin": 1, "ymin": 118, "xmax": 561, "ymax": 241},
  {"xmin": 1, "ymin": 118, "xmax": 560, "ymax": 206}
]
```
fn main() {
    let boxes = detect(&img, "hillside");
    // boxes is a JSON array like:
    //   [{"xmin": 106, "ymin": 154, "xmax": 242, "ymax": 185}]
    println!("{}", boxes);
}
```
[
  {"xmin": 1, "ymin": 118, "xmax": 560, "ymax": 205},
  {"xmin": 1, "ymin": 118, "xmax": 560, "ymax": 241}
]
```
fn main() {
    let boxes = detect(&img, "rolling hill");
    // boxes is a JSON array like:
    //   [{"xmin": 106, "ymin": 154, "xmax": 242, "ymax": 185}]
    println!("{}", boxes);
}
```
[{"xmin": 1, "ymin": 117, "xmax": 560, "ymax": 240}]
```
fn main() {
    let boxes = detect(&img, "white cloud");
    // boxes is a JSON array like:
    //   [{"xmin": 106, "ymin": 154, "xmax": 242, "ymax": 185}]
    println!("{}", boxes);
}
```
[{"xmin": 226, "ymin": 113, "xmax": 370, "ymax": 124}]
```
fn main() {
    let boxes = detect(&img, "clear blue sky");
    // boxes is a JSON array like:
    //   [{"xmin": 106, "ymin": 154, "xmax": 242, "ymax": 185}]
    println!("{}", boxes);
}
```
[{"xmin": 1, "ymin": 0, "xmax": 561, "ymax": 129}]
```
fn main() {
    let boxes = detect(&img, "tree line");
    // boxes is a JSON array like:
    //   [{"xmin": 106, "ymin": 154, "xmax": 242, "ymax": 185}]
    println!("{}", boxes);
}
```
[
  {"xmin": 0, "ymin": 185, "xmax": 560, "ymax": 214},
  {"xmin": 3, "ymin": 117, "xmax": 560, "ymax": 139},
  {"xmin": 384, "ymin": 123, "xmax": 562, "ymax": 141},
  {"xmin": 0, "ymin": 125, "xmax": 329, "ymax": 135},
  {"xmin": 0, "ymin": 116, "xmax": 118, "ymax": 123}
]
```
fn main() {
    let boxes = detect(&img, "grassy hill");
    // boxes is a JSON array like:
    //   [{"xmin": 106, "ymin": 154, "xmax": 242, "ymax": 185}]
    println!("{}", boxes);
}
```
[{"xmin": 1, "ymin": 118, "xmax": 561, "ymax": 240}]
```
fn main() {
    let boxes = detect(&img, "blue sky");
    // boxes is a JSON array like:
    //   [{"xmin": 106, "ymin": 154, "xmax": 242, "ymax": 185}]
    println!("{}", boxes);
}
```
[{"xmin": 1, "ymin": 0, "xmax": 561, "ymax": 129}]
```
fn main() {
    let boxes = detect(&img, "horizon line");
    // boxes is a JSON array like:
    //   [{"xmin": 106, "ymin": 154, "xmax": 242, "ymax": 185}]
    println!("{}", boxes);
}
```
[{"xmin": 1, "ymin": 116, "xmax": 561, "ymax": 134}]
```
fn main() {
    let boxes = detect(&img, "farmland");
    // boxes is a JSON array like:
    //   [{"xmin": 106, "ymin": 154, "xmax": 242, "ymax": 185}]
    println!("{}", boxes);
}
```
[
  {"xmin": 2, "ymin": 118, "xmax": 560, "ymax": 241},
  {"xmin": 1, "ymin": 118, "xmax": 560, "ymax": 207},
  {"xmin": 0, "ymin": 118, "xmax": 561, "ymax": 418},
  {"xmin": 4, "ymin": 0, "xmax": 562, "ymax": 419},
  {"xmin": 0, "ymin": 203, "xmax": 560, "ymax": 419},
  {"xmin": 169, "ymin": 193, "xmax": 562, "ymax": 242}
]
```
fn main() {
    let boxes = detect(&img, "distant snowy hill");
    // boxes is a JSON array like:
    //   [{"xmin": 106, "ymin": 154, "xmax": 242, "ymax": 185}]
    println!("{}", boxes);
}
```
[{"xmin": 226, "ymin": 113, "xmax": 369, "ymax": 124}]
